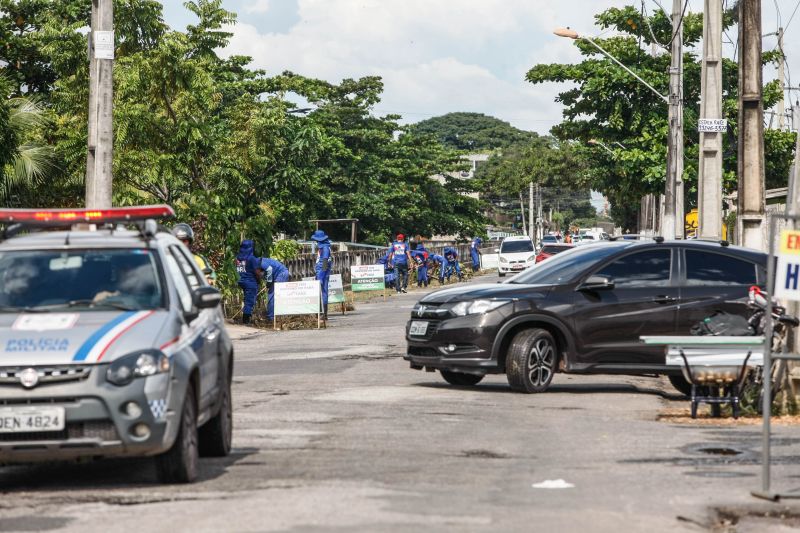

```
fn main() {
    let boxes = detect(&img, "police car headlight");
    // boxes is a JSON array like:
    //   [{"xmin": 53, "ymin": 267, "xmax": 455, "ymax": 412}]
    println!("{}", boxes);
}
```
[
  {"xmin": 106, "ymin": 350, "xmax": 171, "ymax": 386},
  {"xmin": 499, "ymin": 257, "xmax": 509, "ymax": 263},
  {"xmin": 448, "ymin": 300, "xmax": 509, "ymax": 317}
]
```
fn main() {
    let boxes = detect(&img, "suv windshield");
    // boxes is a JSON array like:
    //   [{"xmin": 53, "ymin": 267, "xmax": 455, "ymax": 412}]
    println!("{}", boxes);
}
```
[
  {"xmin": 0, "ymin": 249, "xmax": 163, "ymax": 312},
  {"xmin": 501, "ymin": 240, "xmax": 534, "ymax": 253},
  {"xmin": 510, "ymin": 243, "xmax": 628, "ymax": 285}
]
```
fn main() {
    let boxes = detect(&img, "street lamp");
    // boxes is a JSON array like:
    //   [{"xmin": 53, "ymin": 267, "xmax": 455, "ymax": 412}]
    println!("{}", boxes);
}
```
[
  {"xmin": 587, "ymin": 139, "xmax": 616, "ymax": 157},
  {"xmin": 555, "ymin": 27, "xmax": 683, "ymax": 240}
]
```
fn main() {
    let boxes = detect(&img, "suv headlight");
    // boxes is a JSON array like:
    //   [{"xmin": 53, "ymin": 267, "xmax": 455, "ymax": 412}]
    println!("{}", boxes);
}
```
[
  {"xmin": 527, "ymin": 255, "xmax": 536, "ymax": 262},
  {"xmin": 448, "ymin": 299, "xmax": 509, "ymax": 317},
  {"xmin": 106, "ymin": 350, "xmax": 171, "ymax": 386},
  {"xmin": 499, "ymin": 256, "xmax": 508, "ymax": 263}
]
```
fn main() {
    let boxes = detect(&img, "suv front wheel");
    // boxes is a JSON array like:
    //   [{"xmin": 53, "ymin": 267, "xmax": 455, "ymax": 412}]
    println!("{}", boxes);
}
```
[{"xmin": 506, "ymin": 328, "xmax": 557, "ymax": 393}]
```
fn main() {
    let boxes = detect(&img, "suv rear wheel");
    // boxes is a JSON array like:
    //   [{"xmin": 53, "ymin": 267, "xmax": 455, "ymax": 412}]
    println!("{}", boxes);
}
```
[
  {"xmin": 156, "ymin": 385, "xmax": 199, "ymax": 483},
  {"xmin": 668, "ymin": 374, "xmax": 693, "ymax": 397},
  {"xmin": 506, "ymin": 328, "xmax": 557, "ymax": 393},
  {"xmin": 440, "ymin": 369, "xmax": 483, "ymax": 386}
]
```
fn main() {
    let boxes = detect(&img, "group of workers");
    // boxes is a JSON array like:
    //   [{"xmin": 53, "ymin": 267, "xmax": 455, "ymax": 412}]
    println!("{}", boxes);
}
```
[
  {"xmin": 172, "ymin": 222, "xmax": 485, "ymax": 326},
  {"xmin": 378, "ymin": 234, "xmax": 483, "ymax": 292}
]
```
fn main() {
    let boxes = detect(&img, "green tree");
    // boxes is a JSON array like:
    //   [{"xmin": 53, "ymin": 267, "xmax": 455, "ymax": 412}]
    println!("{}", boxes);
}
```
[
  {"xmin": 411, "ymin": 112, "xmax": 537, "ymax": 151},
  {"xmin": 527, "ymin": 4, "xmax": 795, "ymax": 229}
]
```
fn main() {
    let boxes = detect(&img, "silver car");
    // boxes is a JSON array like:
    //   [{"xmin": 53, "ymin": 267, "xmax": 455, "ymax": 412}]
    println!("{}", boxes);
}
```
[{"xmin": 0, "ymin": 206, "xmax": 232, "ymax": 483}]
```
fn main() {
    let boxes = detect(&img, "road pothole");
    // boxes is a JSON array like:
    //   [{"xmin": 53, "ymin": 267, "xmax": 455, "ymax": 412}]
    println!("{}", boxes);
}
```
[
  {"xmin": 460, "ymin": 449, "xmax": 509, "ymax": 459},
  {"xmin": 698, "ymin": 447, "xmax": 743, "ymax": 456}
]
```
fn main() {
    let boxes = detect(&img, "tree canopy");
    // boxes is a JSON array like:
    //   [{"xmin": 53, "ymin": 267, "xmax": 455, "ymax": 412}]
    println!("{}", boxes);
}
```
[
  {"xmin": 410, "ymin": 112, "xmax": 537, "ymax": 151},
  {"xmin": 527, "ymin": 4, "xmax": 795, "ymax": 230},
  {"xmin": 0, "ymin": 0, "xmax": 486, "ymax": 288}
]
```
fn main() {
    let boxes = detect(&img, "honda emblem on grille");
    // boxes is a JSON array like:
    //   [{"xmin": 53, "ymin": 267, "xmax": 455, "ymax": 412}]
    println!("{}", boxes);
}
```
[{"xmin": 18, "ymin": 368, "xmax": 39, "ymax": 389}]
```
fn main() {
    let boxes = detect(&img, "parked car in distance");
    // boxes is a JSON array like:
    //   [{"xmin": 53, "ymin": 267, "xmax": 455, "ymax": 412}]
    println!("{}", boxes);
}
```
[
  {"xmin": 405, "ymin": 240, "xmax": 766, "ymax": 395},
  {"xmin": 540, "ymin": 235, "xmax": 562, "ymax": 245},
  {"xmin": 496, "ymin": 236, "xmax": 536, "ymax": 277},
  {"xmin": 535, "ymin": 243, "xmax": 574, "ymax": 263}
]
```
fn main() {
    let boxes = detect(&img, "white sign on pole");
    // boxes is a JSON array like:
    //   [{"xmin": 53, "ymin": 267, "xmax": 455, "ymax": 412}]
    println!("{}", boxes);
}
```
[
  {"xmin": 697, "ymin": 118, "xmax": 727, "ymax": 133},
  {"xmin": 275, "ymin": 280, "xmax": 321, "ymax": 316},
  {"xmin": 93, "ymin": 31, "xmax": 115, "ymax": 60},
  {"xmin": 302, "ymin": 274, "xmax": 345, "ymax": 304},
  {"xmin": 775, "ymin": 230, "xmax": 800, "ymax": 302}
]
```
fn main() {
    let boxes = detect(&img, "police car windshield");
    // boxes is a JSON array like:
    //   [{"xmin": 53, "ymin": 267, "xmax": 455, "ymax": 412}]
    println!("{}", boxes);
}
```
[
  {"xmin": 0, "ymin": 249, "xmax": 163, "ymax": 312},
  {"xmin": 500, "ymin": 240, "xmax": 534, "ymax": 253}
]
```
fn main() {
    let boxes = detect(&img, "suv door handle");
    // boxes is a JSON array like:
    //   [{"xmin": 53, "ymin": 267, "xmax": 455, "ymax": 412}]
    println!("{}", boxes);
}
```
[{"xmin": 652, "ymin": 295, "xmax": 677, "ymax": 304}]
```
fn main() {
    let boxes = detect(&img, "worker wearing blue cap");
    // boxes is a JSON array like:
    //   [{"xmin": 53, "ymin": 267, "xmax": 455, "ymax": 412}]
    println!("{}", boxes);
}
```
[{"xmin": 311, "ymin": 230, "xmax": 333, "ymax": 318}]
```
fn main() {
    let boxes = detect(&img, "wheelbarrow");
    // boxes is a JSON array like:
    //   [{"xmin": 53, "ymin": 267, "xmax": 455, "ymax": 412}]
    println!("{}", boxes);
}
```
[{"xmin": 641, "ymin": 336, "xmax": 765, "ymax": 419}]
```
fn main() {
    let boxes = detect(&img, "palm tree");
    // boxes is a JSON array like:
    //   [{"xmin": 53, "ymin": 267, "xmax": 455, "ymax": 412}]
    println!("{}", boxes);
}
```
[{"xmin": 1, "ymin": 94, "xmax": 58, "ymax": 201}]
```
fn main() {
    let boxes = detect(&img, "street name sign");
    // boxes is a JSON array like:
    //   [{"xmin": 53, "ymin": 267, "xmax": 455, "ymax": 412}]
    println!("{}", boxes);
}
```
[
  {"xmin": 697, "ymin": 119, "xmax": 727, "ymax": 133},
  {"xmin": 351, "ymin": 265, "xmax": 385, "ymax": 292},
  {"xmin": 275, "ymin": 280, "xmax": 321, "ymax": 315},
  {"xmin": 775, "ymin": 229, "xmax": 800, "ymax": 302}
]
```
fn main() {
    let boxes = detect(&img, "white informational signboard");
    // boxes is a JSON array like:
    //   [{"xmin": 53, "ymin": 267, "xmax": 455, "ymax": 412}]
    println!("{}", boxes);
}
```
[
  {"xmin": 328, "ymin": 274, "xmax": 345, "ymax": 304},
  {"xmin": 481, "ymin": 253, "xmax": 499, "ymax": 269},
  {"xmin": 775, "ymin": 230, "xmax": 800, "ymax": 302},
  {"xmin": 93, "ymin": 31, "xmax": 115, "ymax": 60},
  {"xmin": 697, "ymin": 118, "xmax": 727, "ymax": 133},
  {"xmin": 275, "ymin": 280, "xmax": 321, "ymax": 316},
  {"xmin": 351, "ymin": 265, "xmax": 386, "ymax": 292}
]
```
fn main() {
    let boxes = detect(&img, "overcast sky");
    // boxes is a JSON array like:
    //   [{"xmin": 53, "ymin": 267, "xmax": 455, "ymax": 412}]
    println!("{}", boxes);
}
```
[{"xmin": 161, "ymin": 1, "xmax": 798, "ymax": 134}]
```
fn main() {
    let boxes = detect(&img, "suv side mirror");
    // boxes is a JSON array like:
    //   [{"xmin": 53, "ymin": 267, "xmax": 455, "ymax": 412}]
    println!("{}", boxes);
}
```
[
  {"xmin": 578, "ymin": 275, "xmax": 615, "ymax": 292},
  {"xmin": 193, "ymin": 286, "xmax": 222, "ymax": 309},
  {"xmin": 494, "ymin": 248, "xmax": 500, "ymax": 253}
]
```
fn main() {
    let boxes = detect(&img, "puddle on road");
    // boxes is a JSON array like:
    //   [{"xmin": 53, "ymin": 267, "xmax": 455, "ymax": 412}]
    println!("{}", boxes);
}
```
[{"xmin": 697, "ymin": 447, "xmax": 743, "ymax": 456}]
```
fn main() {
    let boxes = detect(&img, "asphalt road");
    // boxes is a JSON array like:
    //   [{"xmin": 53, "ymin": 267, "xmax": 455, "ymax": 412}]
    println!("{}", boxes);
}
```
[{"xmin": 2, "ymin": 272, "xmax": 800, "ymax": 532}]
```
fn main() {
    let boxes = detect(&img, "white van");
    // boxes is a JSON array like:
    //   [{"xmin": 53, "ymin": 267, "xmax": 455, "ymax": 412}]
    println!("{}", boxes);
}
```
[{"xmin": 497, "ymin": 235, "xmax": 536, "ymax": 277}]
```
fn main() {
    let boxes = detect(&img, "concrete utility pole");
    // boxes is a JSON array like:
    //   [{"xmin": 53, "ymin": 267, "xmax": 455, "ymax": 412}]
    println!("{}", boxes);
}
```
[
  {"xmin": 777, "ymin": 27, "xmax": 787, "ymax": 130},
  {"xmin": 85, "ymin": 0, "xmax": 114, "ymax": 208},
  {"xmin": 666, "ymin": 0, "xmax": 685, "ymax": 239},
  {"xmin": 518, "ymin": 191, "xmax": 528, "ymax": 235},
  {"xmin": 537, "ymin": 184, "xmax": 544, "ymax": 242},
  {"xmin": 697, "ymin": 0, "xmax": 724, "ymax": 239},
  {"xmin": 737, "ymin": 0, "xmax": 766, "ymax": 250},
  {"xmin": 529, "ymin": 182, "xmax": 534, "ymax": 241}
]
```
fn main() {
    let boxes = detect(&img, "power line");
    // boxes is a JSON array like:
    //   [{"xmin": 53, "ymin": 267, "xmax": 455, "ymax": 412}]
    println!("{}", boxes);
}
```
[{"xmin": 786, "ymin": 0, "xmax": 800, "ymax": 31}]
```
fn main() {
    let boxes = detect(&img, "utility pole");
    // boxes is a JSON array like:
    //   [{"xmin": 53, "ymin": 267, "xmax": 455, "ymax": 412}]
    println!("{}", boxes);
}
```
[
  {"xmin": 86, "ymin": 0, "xmax": 114, "ymax": 208},
  {"xmin": 529, "ymin": 182, "xmax": 534, "ymax": 241},
  {"xmin": 777, "ymin": 27, "xmax": 787, "ymax": 130},
  {"xmin": 537, "ymin": 184, "xmax": 544, "ymax": 242},
  {"xmin": 518, "ymin": 191, "xmax": 528, "ymax": 236},
  {"xmin": 737, "ymin": 0, "xmax": 766, "ymax": 250},
  {"xmin": 697, "ymin": 0, "xmax": 724, "ymax": 239},
  {"xmin": 667, "ymin": 0, "xmax": 685, "ymax": 239}
]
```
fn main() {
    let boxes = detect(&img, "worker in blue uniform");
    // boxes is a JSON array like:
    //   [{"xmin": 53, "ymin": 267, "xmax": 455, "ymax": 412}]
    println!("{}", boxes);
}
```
[
  {"xmin": 443, "ymin": 246, "xmax": 463, "ymax": 282},
  {"xmin": 388, "ymin": 233, "xmax": 413, "ymax": 293},
  {"xmin": 377, "ymin": 250, "xmax": 396, "ymax": 290},
  {"xmin": 411, "ymin": 247, "xmax": 429, "ymax": 287},
  {"xmin": 235, "ymin": 239, "xmax": 261, "ymax": 324},
  {"xmin": 428, "ymin": 253, "xmax": 446, "ymax": 284},
  {"xmin": 470, "ymin": 237, "xmax": 483, "ymax": 272},
  {"xmin": 311, "ymin": 230, "xmax": 333, "ymax": 319},
  {"xmin": 260, "ymin": 257, "xmax": 290, "ymax": 322}
]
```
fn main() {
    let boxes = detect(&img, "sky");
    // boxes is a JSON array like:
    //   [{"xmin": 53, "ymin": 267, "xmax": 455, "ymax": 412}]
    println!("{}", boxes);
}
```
[{"xmin": 161, "ymin": 0, "xmax": 800, "ymax": 134}]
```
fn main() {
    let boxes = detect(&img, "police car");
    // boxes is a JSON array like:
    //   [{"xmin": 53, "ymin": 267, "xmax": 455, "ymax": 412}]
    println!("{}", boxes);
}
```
[{"xmin": 0, "ymin": 206, "xmax": 232, "ymax": 483}]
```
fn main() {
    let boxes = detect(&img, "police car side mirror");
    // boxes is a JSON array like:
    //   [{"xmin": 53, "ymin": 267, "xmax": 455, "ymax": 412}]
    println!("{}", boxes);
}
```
[{"xmin": 193, "ymin": 286, "xmax": 222, "ymax": 309}]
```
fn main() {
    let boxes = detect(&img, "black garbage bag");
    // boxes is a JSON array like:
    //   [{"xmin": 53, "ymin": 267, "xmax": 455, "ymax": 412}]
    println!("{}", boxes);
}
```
[{"xmin": 691, "ymin": 311, "xmax": 755, "ymax": 336}]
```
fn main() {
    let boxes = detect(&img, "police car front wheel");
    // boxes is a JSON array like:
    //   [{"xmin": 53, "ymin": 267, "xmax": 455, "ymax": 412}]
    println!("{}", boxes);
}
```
[{"xmin": 155, "ymin": 385, "xmax": 199, "ymax": 483}]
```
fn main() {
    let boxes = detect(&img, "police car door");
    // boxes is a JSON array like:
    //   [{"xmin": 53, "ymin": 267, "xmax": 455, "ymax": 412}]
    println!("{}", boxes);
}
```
[{"xmin": 167, "ymin": 246, "xmax": 220, "ymax": 411}]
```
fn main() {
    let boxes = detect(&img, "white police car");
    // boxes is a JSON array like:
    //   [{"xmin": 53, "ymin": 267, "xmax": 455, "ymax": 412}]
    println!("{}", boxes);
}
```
[{"xmin": 0, "ymin": 206, "xmax": 232, "ymax": 483}]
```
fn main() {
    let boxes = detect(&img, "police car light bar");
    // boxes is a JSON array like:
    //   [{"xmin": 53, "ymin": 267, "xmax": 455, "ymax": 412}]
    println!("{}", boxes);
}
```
[{"xmin": 0, "ymin": 205, "xmax": 175, "ymax": 225}]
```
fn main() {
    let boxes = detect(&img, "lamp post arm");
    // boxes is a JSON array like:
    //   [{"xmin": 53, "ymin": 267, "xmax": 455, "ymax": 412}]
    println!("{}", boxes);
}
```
[{"xmin": 582, "ymin": 36, "xmax": 669, "ymax": 105}]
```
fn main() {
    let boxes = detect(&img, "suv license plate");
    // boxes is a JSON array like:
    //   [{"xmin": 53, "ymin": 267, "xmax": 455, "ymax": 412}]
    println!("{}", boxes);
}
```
[
  {"xmin": 409, "ymin": 321, "xmax": 429, "ymax": 336},
  {"xmin": 0, "ymin": 406, "xmax": 65, "ymax": 433}
]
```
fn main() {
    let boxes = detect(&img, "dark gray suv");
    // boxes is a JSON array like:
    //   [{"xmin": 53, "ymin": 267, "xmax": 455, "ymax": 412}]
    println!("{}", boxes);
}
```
[{"xmin": 405, "ymin": 240, "xmax": 766, "ymax": 394}]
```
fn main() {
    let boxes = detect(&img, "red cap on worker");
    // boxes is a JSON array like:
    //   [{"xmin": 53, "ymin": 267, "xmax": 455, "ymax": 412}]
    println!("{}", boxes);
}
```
[{"xmin": 397, "ymin": 233, "xmax": 405, "ymax": 240}]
